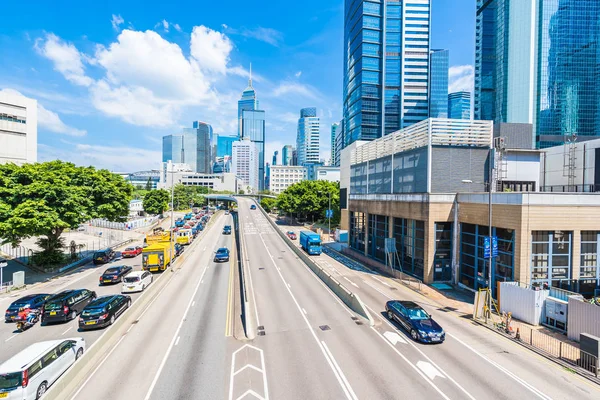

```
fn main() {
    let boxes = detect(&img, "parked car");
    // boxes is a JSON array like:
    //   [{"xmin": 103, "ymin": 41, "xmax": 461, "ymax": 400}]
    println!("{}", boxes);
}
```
[
  {"xmin": 0, "ymin": 338, "xmax": 85, "ymax": 399},
  {"xmin": 214, "ymin": 248, "xmax": 230, "ymax": 263},
  {"xmin": 92, "ymin": 248, "xmax": 115, "ymax": 265},
  {"xmin": 4, "ymin": 294, "xmax": 51, "ymax": 323},
  {"xmin": 78, "ymin": 295, "xmax": 131, "ymax": 330},
  {"xmin": 121, "ymin": 271, "xmax": 153, "ymax": 293},
  {"xmin": 121, "ymin": 246, "xmax": 143, "ymax": 258},
  {"xmin": 222, "ymin": 225, "xmax": 232, "ymax": 235},
  {"xmin": 99, "ymin": 265, "xmax": 133, "ymax": 285},
  {"xmin": 42, "ymin": 290, "xmax": 97, "ymax": 324},
  {"xmin": 287, "ymin": 231, "xmax": 297, "ymax": 240},
  {"xmin": 385, "ymin": 300, "xmax": 445, "ymax": 343}
]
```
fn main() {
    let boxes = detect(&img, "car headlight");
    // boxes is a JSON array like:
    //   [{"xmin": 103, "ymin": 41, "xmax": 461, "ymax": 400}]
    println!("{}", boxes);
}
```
[{"xmin": 419, "ymin": 330, "xmax": 427, "ymax": 337}]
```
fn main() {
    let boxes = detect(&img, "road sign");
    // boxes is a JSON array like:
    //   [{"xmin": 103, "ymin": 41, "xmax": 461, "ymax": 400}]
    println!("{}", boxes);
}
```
[
  {"xmin": 484, "ymin": 236, "xmax": 498, "ymax": 258},
  {"xmin": 325, "ymin": 209, "xmax": 333, "ymax": 218},
  {"xmin": 492, "ymin": 236, "xmax": 498, "ymax": 257}
]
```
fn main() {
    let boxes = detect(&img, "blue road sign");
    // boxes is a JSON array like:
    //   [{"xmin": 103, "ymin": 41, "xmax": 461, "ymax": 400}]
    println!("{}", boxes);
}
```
[
  {"xmin": 325, "ymin": 209, "xmax": 333, "ymax": 218},
  {"xmin": 484, "ymin": 236, "xmax": 498, "ymax": 258},
  {"xmin": 492, "ymin": 236, "xmax": 498, "ymax": 257}
]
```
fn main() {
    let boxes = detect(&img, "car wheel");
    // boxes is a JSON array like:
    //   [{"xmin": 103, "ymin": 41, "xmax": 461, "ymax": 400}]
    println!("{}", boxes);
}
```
[
  {"xmin": 410, "ymin": 329, "xmax": 419, "ymax": 341},
  {"xmin": 387, "ymin": 310, "xmax": 394, "ymax": 320},
  {"xmin": 36, "ymin": 382, "xmax": 48, "ymax": 399},
  {"xmin": 127, "ymin": 300, "xmax": 132, "ymax": 308},
  {"xmin": 76, "ymin": 347, "xmax": 84, "ymax": 360},
  {"xmin": 142, "ymin": 284, "xmax": 146, "ymax": 291},
  {"xmin": 109, "ymin": 315, "xmax": 115, "ymax": 325},
  {"xmin": 70, "ymin": 311, "xmax": 77, "ymax": 320}
]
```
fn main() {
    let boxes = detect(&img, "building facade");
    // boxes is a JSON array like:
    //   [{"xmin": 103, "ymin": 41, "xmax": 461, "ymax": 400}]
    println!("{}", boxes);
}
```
[
  {"xmin": 296, "ymin": 107, "xmax": 320, "ymax": 166},
  {"xmin": 240, "ymin": 109, "xmax": 266, "ymax": 191},
  {"xmin": 232, "ymin": 138, "xmax": 259, "ymax": 192},
  {"xmin": 0, "ymin": 91, "xmax": 37, "ymax": 165},
  {"xmin": 429, "ymin": 49, "xmax": 449, "ymax": 118},
  {"xmin": 343, "ymin": 0, "xmax": 432, "ymax": 149},
  {"xmin": 282, "ymin": 145, "xmax": 294, "ymax": 166},
  {"xmin": 162, "ymin": 122, "xmax": 213, "ymax": 173},
  {"xmin": 474, "ymin": 0, "xmax": 600, "ymax": 148},
  {"xmin": 331, "ymin": 122, "xmax": 340, "ymax": 166},
  {"xmin": 238, "ymin": 67, "xmax": 259, "ymax": 137},
  {"xmin": 270, "ymin": 165, "xmax": 307, "ymax": 194},
  {"xmin": 448, "ymin": 91, "xmax": 471, "ymax": 120},
  {"xmin": 315, "ymin": 166, "xmax": 341, "ymax": 182},
  {"xmin": 217, "ymin": 135, "xmax": 237, "ymax": 158},
  {"xmin": 272, "ymin": 151, "xmax": 279, "ymax": 166},
  {"xmin": 334, "ymin": 121, "xmax": 344, "ymax": 167}
]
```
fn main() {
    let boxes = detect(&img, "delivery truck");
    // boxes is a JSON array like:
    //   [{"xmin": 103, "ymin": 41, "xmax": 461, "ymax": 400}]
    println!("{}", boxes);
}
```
[
  {"xmin": 299, "ymin": 231, "xmax": 322, "ymax": 255},
  {"xmin": 142, "ymin": 242, "xmax": 173, "ymax": 272}
]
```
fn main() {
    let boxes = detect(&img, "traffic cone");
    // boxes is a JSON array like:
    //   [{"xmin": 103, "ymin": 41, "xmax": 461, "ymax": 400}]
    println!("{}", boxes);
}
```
[{"xmin": 515, "ymin": 327, "xmax": 521, "ymax": 340}]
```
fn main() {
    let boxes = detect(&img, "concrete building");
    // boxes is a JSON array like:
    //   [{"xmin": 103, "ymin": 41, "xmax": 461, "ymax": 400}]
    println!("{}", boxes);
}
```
[
  {"xmin": 429, "ymin": 49, "xmax": 449, "ymax": 119},
  {"xmin": 0, "ymin": 91, "xmax": 37, "ymax": 164},
  {"xmin": 270, "ymin": 165, "xmax": 307, "ymax": 195},
  {"xmin": 297, "ymin": 107, "xmax": 320, "ymax": 166},
  {"xmin": 330, "ymin": 123, "xmax": 340, "ymax": 167},
  {"xmin": 315, "ymin": 166, "xmax": 340, "ymax": 183},
  {"xmin": 282, "ymin": 145, "xmax": 293, "ymax": 166},
  {"xmin": 232, "ymin": 138, "xmax": 259, "ymax": 192},
  {"xmin": 334, "ymin": 121, "xmax": 344, "ymax": 167},
  {"xmin": 158, "ymin": 171, "xmax": 240, "ymax": 193},
  {"xmin": 162, "ymin": 122, "xmax": 213, "ymax": 173},
  {"xmin": 448, "ymin": 92, "xmax": 471, "ymax": 120},
  {"xmin": 122, "ymin": 170, "xmax": 160, "ymax": 189},
  {"xmin": 340, "ymin": 118, "xmax": 600, "ymax": 297}
]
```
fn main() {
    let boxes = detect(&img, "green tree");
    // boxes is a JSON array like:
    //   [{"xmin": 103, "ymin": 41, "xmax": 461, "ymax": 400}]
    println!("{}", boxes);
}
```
[
  {"xmin": 0, "ymin": 161, "xmax": 133, "ymax": 265},
  {"xmin": 238, "ymin": 189, "xmax": 245, "ymax": 194},
  {"xmin": 172, "ymin": 184, "xmax": 207, "ymax": 210},
  {"xmin": 143, "ymin": 189, "xmax": 170, "ymax": 215},
  {"xmin": 276, "ymin": 180, "xmax": 339, "ymax": 222},
  {"xmin": 260, "ymin": 197, "xmax": 277, "ymax": 213},
  {"xmin": 145, "ymin": 177, "xmax": 153, "ymax": 191}
]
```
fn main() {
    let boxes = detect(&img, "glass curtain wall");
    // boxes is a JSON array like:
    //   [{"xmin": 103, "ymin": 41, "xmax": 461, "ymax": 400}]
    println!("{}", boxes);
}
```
[
  {"xmin": 393, "ymin": 218, "xmax": 425, "ymax": 280},
  {"xmin": 368, "ymin": 214, "xmax": 389, "ymax": 262},
  {"xmin": 531, "ymin": 231, "xmax": 572, "ymax": 289},
  {"xmin": 580, "ymin": 231, "xmax": 600, "ymax": 297},
  {"xmin": 349, "ymin": 211, "xmax": 366, "ymax": 253}
]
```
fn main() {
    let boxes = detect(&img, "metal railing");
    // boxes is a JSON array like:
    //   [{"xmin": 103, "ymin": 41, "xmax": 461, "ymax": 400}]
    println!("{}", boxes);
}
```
[
  {"xmin": 0, "ymin": 281, "xmax": 13, "ymax": 293},
  {"xmin": 540, "ymin": 184, "xmax": 599, "ymax": 193}
]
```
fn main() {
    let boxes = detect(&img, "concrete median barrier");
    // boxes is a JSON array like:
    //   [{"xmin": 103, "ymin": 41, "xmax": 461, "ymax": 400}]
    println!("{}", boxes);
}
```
[{"xmin": 256, "ymin": 203, "xmax": 373, "ymax": 326}]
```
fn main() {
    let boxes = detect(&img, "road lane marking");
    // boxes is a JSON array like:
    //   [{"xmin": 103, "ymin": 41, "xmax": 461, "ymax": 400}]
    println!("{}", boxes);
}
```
[
  {"xmin": 321, "ymin": 341, "xmax": 359, "ymax": 400},
  {"xmin": 175, "ymin": 336, "xmax": 180, "ymax": 346},
  {"xmin": 5, "ymin": 334, "xmax": 17, "ymax": 342},
  {"xmin": 62, "ymin": 327, "xmax": 72, "ymax": 335},
  {"xmin": 373, "ymin": 276, "xmax": 391, "ymax": 287},
  {"xmin": 241, "ymin": 221, "xmax": 261, "ymax": 328},
  {"xmin": 302, "ymin": 308, "xmax": 307, "ymax": 315},
  {"xmin": 417, "ymin": 361, "xmax": 445, "ymax": 380},
  {"xmin": 343, "ymin": 276, "xmax": 359, "ymax": 288},
  {"xmin": 383, "ymin": 331, "xmax": 407, "ymax": 345},
  {"xmin": 192, "ymin": 301, "xmax": 195, "ymax": 307}
]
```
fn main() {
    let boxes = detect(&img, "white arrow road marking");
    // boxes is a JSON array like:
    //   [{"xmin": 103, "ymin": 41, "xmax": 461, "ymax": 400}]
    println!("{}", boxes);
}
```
[
  {"xmin": 383, "ymin": 331, "xmax": 407, "ymax": 345},
  {"xmin": 343, "ymin": 276, "xmax": 359, "ymax": 288},
  {"xmin": 373, "ymin": 276, "xmax": 391, "ymax": 287},
  {"xmin": 417, "ymin": 361, "xmax": 446, "ymax": 380}
]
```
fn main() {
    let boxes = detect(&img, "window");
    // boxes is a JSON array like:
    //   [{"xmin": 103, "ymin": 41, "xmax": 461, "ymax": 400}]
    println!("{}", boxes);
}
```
[
  {"xmin": 42, "ymin": 348, "xmax": 59, "ymax": 367},
  {"xmin": 531, "ymin": 231, "xmax": 573, "ymax": 290},
  {"xmin": 28, "ymin": 360, "xmax": 43, "ymax": 379},
  {"xmin": 580, "ymin": 231, "xmax": 600, "ymax": 296},
  {"xmin": 393, "ymin": 218, "xmax": 425, "ymax": 280}
]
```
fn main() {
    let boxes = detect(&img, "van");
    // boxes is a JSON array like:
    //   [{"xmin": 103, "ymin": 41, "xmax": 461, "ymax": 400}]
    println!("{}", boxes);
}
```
[
  {"xmin": 0, "ymin": 338, "xmax": 85, "ymax": 400},
  {"xmin": 41, "ymin": 290, "xmax": 97, "ymax": 324},
  {"xmin": 92, "ymin": 248, "xmax": 114, "ymax": 265}
]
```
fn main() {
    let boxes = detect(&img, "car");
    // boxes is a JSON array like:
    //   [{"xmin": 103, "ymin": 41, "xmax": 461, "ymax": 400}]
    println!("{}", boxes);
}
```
[
  {"xmin": 0, "ymin": 338, "xmax": 85, "ymax": 400},
  {"xmin": 250, "ymin": 204, "xmax": 257, "ymax": 210},
  {"xmin": 78, "ymin": 295, "xmax": 131, "ymax": 330},
  {"xmin": 41, "ymin": 290, "xmax": 97, "ymax": 324},
  {"xmin": 222, "ymin": 225, "xmax": 232, "ymax": 235},
  {"xmin": 5, "ymin": 294, "xmax": 51, "ymax": 322},
  {"xmin": 92, "ymin": 248, "xmax": 116, "ymax": 265},
  {"xmin": 99, "ymin": 265, "xmax": 133, "ymax": 285},
  {"xmin": 287, "ymin": 231, "xmax": 297, "ymax": 240},
  {"xmin": 385, "ymin": 300, "xmax": 445, "ymax": 343},
  {"xmin": 121, "ymin": 246, "xmax": 142, "ymax": 258},
  {"xmin": 174, "ymin": 243, "xmax": 184, "ymax": 257},
  {"xmin": 214, "ymin": 248, "xmax": 230, "ymax": 263},
  {"xmin": 225, "ymin": 210, "xmax": 230, "ymax": 215},
  {"xmin": 121, "ymin": 271, "xmax": 153, "ymax": 293}
]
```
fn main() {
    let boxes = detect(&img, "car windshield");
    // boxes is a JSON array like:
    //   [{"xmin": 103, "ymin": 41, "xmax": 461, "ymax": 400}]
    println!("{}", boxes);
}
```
[
  {"xmin": 217, "ymin": 249, "xmax": 228, "ymax": 254},
  {"xmin": 124, "ymin": 276, "xmax": 140, "ymax": 283},
  {"xmin": 9, "ymin": 299, "xmax": 34, "ymax": 309},
  {"xmin": 93, "ymin": 252, "xmax": 106, "ymax": 258},
  {"xmin": 0, "ymin": 372, "xmax": 21, "ymax": 390},
  {"xmin": 124, "ymin": 247, "xmax": 135, "ymax": 251},
  {"xmin": 82, "ymin": 307, "xmax": 105, "ymax": 317},
  {"xmin": 407, "ymin": 308, "xmax": 430, "ymax": 320},
  {"xmin": 104, "ymin": 268, "xmax": 120, "ymax": 275},
  {"xmin": 44, "ymin": 301, "xmax": 63, "ymax": 310}
]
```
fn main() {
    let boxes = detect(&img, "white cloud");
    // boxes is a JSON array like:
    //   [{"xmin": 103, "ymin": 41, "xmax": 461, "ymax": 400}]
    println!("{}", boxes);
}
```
[
  {"xmin": 111, "ymin": 14, "xmax": 124, "ymax": 31},
  {"xmin": 272, "ymin": 82, "xmax": 317, "ymax": 100},
  {"xmin": 222, "ymin": 25, "xmax": 283, "ymax": 47},
  {"xmin": 190, "ymin": 26, "xmax": 233, "ymax": 74},
  {"xmin": 295, "ymin": 71, "xmax": 302, "ymax": 78},
  {"xmin": 162, "ymin": 20, "xmax": 169, "ymax": 33},
  {"xmin": 449, "ymin": 64, "xmax": 474, "ymax": 94},
  {"xmin": 35, "ymin": 33, "xmax": 93, "ymax": 87},
  {"xmin": 173, "ymin": 23, "xmax": 182, "ymax": 32}
]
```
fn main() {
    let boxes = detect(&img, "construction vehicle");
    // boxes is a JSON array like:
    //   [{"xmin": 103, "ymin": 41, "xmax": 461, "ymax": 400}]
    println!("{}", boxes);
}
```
[
  {"xmin": 142, "ymin": 242, "xmax": 174, "ymax": 272},
  {"xmin": 145, "ymin": 228, "xmax": 171, "ymax": 247}
]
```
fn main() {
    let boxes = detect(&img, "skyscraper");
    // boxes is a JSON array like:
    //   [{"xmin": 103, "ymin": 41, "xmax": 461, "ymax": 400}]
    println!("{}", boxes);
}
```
[
  {"xmin": 343, "ymin": 0, "xmax": 431, "ymax": 149},
  {"xmin": 334, "ymin": 121, "xmax": 344, "ymax": 167},
  {"xmin": 162, "ymin": 134, "xmax": 183, "ymax": 164},
  {"xmin": 474, "ymin": 0, "xmax": 600, "ymax": 148},
  {"xmin": 238, "ymin": 65, "xmax": 259, "ymax": 137},
  {"xmin": 330, "ymin": 122, "xmax": 340, "ymax": 166},
  {"xmin": 162, "ymin": 122, "xmax": 213, "ymax": 173},
  {"xmin": 429, "ymin": 49, "xmax": 449, "ymax": 118},
  {"xmin": 232, "ymin": 138, "xmax": 259, "ymax": 192},
  {"xmin": 272, "ymin": 150, "xmax": 279, "ymax": 166},
  {"xmin": 448, "ymin": 92, "xmax": 471, "ymax": 120},
  {"xmin": 281, "ymin": 145, "xmax": 293, "ymax": 166},
  {"xmin": 296, "ymin": 107, "xmax": 320, "ymax": 166},
  {"xmin": 217, "ymin": 135, "xmax": 237, "ymax": 158}
]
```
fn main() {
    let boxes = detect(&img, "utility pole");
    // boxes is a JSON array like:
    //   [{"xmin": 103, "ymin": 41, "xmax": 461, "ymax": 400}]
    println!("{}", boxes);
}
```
[
  {"xmin": 170, "ymin": 169, "xmax": 175, "ymax": 268},
  {"xmin": 328, "ymin": 191, "xmax": 332, "ymax": 243}
]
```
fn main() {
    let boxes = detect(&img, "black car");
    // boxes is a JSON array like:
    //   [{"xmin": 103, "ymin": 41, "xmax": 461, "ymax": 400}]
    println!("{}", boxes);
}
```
[
  {"xmin": 4, "ymin": 294, "xmax": 51, "ymax": 322},
  {"xmin": 79, "ymin": 294, "xmax": 131, "ymax": 330},
  {"xmin": 214, "ymin": 248, "xmax": 230, "ymax": 263},
  {"xmin": 223, "ymin": 225, "xmax": 232, "ymax": 235},
  {"xmin": 174, "ymin": 243, "xmax": 184, "ymax": 257},
  {"xmin": 42, "ymin": 289, "xmax": 97, "ymax": 324},
  {"xmin": 385, "ymin": 300, "xmax": 445, "ymax": 343},
  {"xmin": 99, "ymin": 265, "xmax": 133, "ymax": 285},
  {"xmin": 93, "ymin": 248, "xmax": 116, "ymax": 265}
]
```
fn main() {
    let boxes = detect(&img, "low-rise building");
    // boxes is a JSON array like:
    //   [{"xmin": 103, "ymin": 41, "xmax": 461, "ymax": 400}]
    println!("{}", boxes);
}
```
[
  {"xmin": 270, "ymin": 165, "xmax": 307, "ymax": 194},
  {"xmin": 0, "ymin": 90, "xmax": 37, "ymax": 165},
  {"xmin": 314, "ymin": 166, "xmax": 340, "ymax": 183}
]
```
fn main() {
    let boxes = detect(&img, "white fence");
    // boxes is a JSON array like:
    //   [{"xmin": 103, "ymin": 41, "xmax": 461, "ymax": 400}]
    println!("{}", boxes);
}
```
[
  {"xmin": 89, "ymin": 216, "xmax": 159, "ymax": 231},
  {"xmin": 499, "ymin": 282, "xmax": 548, "ymax": 325},
  {"xmin": 567, "ymin": 297, "xmax": 600, "ymax": 341}
]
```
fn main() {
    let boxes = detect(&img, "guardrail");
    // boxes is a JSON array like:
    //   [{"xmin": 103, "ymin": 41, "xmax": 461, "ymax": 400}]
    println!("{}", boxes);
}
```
[
  {"xmin": 232, "ymin": 210, "xmax": 251, "ymax": 339},
  {"xmin": 256, "ymin": 202, "xmax": 374, "ymax": 325}
]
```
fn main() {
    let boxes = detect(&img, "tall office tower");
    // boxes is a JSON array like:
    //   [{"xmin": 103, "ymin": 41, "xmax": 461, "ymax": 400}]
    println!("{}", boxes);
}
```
[
  {"xmin": 232, "ymin": 138, "xmax": 259, "ymax": 192},
  {"xmin": 292, "ymin": 149, "xmax": 298, "ymax": 166},
  {"xmin": 448, "ymin": 92, "xmax": 471, "ymax": 120},
  {"xmin": 281, "ymin": 145, "xmax": 293, "ymax": 166},
  {"xmin": 474, "ymin": 0, "xmax": 600, "ymax": 148},
  {"xmin": 429, "ymin": 49, "xmax": 449, "ymax": 118},
  {"xmin": 0, "ymin": 90, "xmax": 37, "ymax": 165},
  {"xmin": 330, "ymin": 122, "xmax": 340, "ymax": 166},
  {"xmin": 343, "ymin": 0, "xmax": 431, "ymax": 149},
  {"xmin": 162, "ymin": 122, "xmax": 213, "ymax": 173},
  {"xmin": 240, "ymin": 109, "xmax": 266, "ymax": 190},
  {"xmin": 238, "ymin": 65, "xmax": 259, "ymax": 137},
  {"xmin": 162, "ymin": 134, "xmax": 184, "ymax": 164},
  {"xmin": 296, "ymin": 107, "xmax": 320, "ymax": 166},
  {"xmin": 217, "ymin": 135, "xmax": 238, "ymax": 158},
  {"xmin": 334, "ymin": 120, "xmax": 344, "ymax": 167},
  {"xmin": 272, "ymin": 151, "xmax": 279, "ymax": 166},
  {"xmin": 265, "ymin": 162, "xmax": 271, "ymax": 190}
]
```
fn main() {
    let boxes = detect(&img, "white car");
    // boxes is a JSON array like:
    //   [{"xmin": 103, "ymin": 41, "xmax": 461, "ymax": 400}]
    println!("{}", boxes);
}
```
[
  {"xmin": 0, "ymin": 337, "xmax": 85, "ymax": 400},
  {"xmin": 121, "ymin": 271, "xmax": 153, "ymax": 293}
]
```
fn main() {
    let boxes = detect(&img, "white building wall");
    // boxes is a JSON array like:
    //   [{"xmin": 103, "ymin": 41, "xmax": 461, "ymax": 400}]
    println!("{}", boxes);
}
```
[
  {"xmin": 270, "ymin": 165, "xmax": 307, "ymax": 194},
  {"xmin": 541, "ymin": 138, "xmax": 600, "ymax": 190},
  {"xmin": 0, "ymin": 91, "xmax": 37, "ymax": 164},
  {"xmin": 232, "ymin": 139, "xmax": 259, "ymax": 192},
  {"xmin": 315, "ymin": 166, "xmax": 341, "ymax": 182}
]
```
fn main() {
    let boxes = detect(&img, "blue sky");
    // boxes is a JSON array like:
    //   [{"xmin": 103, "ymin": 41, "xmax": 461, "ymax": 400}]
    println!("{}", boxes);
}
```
[{"xmin": 0, "ymin": 0, "xmax": 475, "ymax": 171}]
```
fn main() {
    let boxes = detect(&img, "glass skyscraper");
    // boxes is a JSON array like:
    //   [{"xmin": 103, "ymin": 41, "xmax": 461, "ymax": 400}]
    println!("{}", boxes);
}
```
[
  {"xmin": 429, "ymin": 49, "xmax": 449, "ymax": 118},
  {"xmin": 330, "ymin": 122, "xmax": 340, "ymax": 165},
  {"xmin": 162, "ymin": 122, "xmax": 213, "ymax": 173},
  {"xmin": 448, "ymin": 91, "xmax": 471, "ymax": 120},
  {"xmin": 238, "ymin": 66, "xmax": 259, "ymax": 137},
  {"xmin": 343, "ymin": 0, "xmax": 431, "ymax": 149},
  {"xmin": 217, "ymin": 135, "xmax": 237, "ymax": 158},
  {"xmin": 162, "ymin": 135, "xmax": 183, "ymax": 164},
  {"xmin": 475, "ymin": 0, "xmax": 600, "ymax": 148},
  {"xmin": 281, "ymin": 145, "xmax": 293, "ymax": 166},
  {"xmin": 296, "ymin": 107, "xmax": 320, "ymax": 166}
]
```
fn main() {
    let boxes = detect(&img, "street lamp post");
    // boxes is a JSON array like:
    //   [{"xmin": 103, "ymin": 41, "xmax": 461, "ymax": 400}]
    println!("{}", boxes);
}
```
[{"xmin": 328, "ymin": 192, "xmax": 332, "ymax": 243}]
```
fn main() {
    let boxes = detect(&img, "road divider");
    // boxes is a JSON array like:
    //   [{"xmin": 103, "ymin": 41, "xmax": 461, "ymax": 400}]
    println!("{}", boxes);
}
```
[{"xmin": 256, "ymin": 203, "xmax": 373, "ymax": 326}]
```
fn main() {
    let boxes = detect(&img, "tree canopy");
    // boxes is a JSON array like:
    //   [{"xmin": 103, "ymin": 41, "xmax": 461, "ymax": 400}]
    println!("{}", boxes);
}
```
[
  {"xmin": 276, "ymin": 180, "xmax": 339, "ymax": 222},
  {"xmin": 260, "ymin": 197, "xmax": 277, "ymax": 213},
  {"xmin": 172, "ymin": 184, "xmax": 207, "ymax": 210},
  {"xmin": 143, "ymin": 189, "xmax": 170, "ymax": 215},
  {"xmin": 0, "ymin": 161, "xmax": 133, "ymax": 264}
]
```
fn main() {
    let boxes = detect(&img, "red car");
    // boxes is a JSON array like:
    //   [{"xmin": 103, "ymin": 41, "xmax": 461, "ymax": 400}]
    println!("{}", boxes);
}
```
[
  {"xmin": 122, "ymin": 246, "xmax": 142, "ymax": 258},
  {"xmin": 287, "ymin": 231, "xmax": 297, "ymax": 240}
]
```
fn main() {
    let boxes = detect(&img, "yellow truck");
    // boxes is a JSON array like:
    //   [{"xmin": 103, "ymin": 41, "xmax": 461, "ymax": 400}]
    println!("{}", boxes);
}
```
[
  {"xmin": 142, "ymin": 242, "xmax": 173, "ymax": 272},
  {"xmin": 145, "ymin": 228, "xmax": 171, "ymax": 247},
  {"xmin": 176, "ymin": 229, "xmax": 193, "ymax": 245}
]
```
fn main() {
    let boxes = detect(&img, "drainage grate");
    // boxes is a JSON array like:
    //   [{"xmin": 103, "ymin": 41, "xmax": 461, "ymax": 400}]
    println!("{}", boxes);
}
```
[
  {"xmin": 258, "ymin": 331, "xmax": 266, "ymax": 336},
  {"xmin": 389, "ymin": 287, "xmax": 397, "ymax": 291},
  {"xmin": 319, "ymin": 325, "xmax": 331, "ymax": 331},
  {"xmin": 437, "ymin": 308, "xmax": 450, "ymax": 312},
  {"xmin": 131, "ymin": 320, "xmax": 139, "ymax": 324},
  {"xmin": 444, "ymin": 307, "xmax": 458, "ymax": 312},
  {"xmin": 257, "ymin": 325, "xmax": 265, "ymax": 330},
  {"xmin": 278, "ymin": 257, "xmax": 284, "ymax": 260},
  {"xmin": 258, "ymin": 267, "xmax": 265, "ymax": 270}
]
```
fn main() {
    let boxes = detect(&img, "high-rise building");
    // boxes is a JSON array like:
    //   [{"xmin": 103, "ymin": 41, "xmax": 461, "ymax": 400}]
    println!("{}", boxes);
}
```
[
  {"xmin": 0, "ymin": 91, "xmax": 37, "ymax": 165},
  {"xmin": 296, "ymin": 107, "xmax": 320, "ymax": 166},
  {"xmin": 232, "ymin": 138, "xmax": 259, "ymax": 192},
  {"xmin": 162, "ymin": 122, "xmax": 213, "ymax": 173},
  {"xmin": 272, "ymin": 151, "xmax": 279, "ymax": 166},
  {"xmin": 162, "ymin": 135, "xmax": 183, "ymax": 164},
  {"xmin": 334, "ymin": 120, "xmax": 344, "ymax": 167},
  {"xmin": 217, "ymin": 135, "xmax": 237, "ymax": 158},
  {"xmin": 448, "ymin": 92, "xmax": 471, "ymax": 120},
  {"xmin": 238, "ymin": 65, "xmax": 259, "ymax": 137},
  {"xmin": 343, "ymin": 0, "xmax": 431, "ymax": 149},
  {"xmin": 292, "ymin": 149, "xmax": 298, "ymax": 166},
  {"xmin": 282, "ymin": 145, "xmax": 293, "ymax": 166},
  {"xmin": 429, "ymin": 49, "xmax": 449, "ymax": 118},
  {"xmin": 474, "ymin": 0, "xmax": 600, "ymax": 148},
  {"xmin": 191, "ymin": 121, "xmax": 214, "ymax": 173},
  {"xmin": 330, "ymin": 122, "xmax": 340, "ymax": 167}
]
